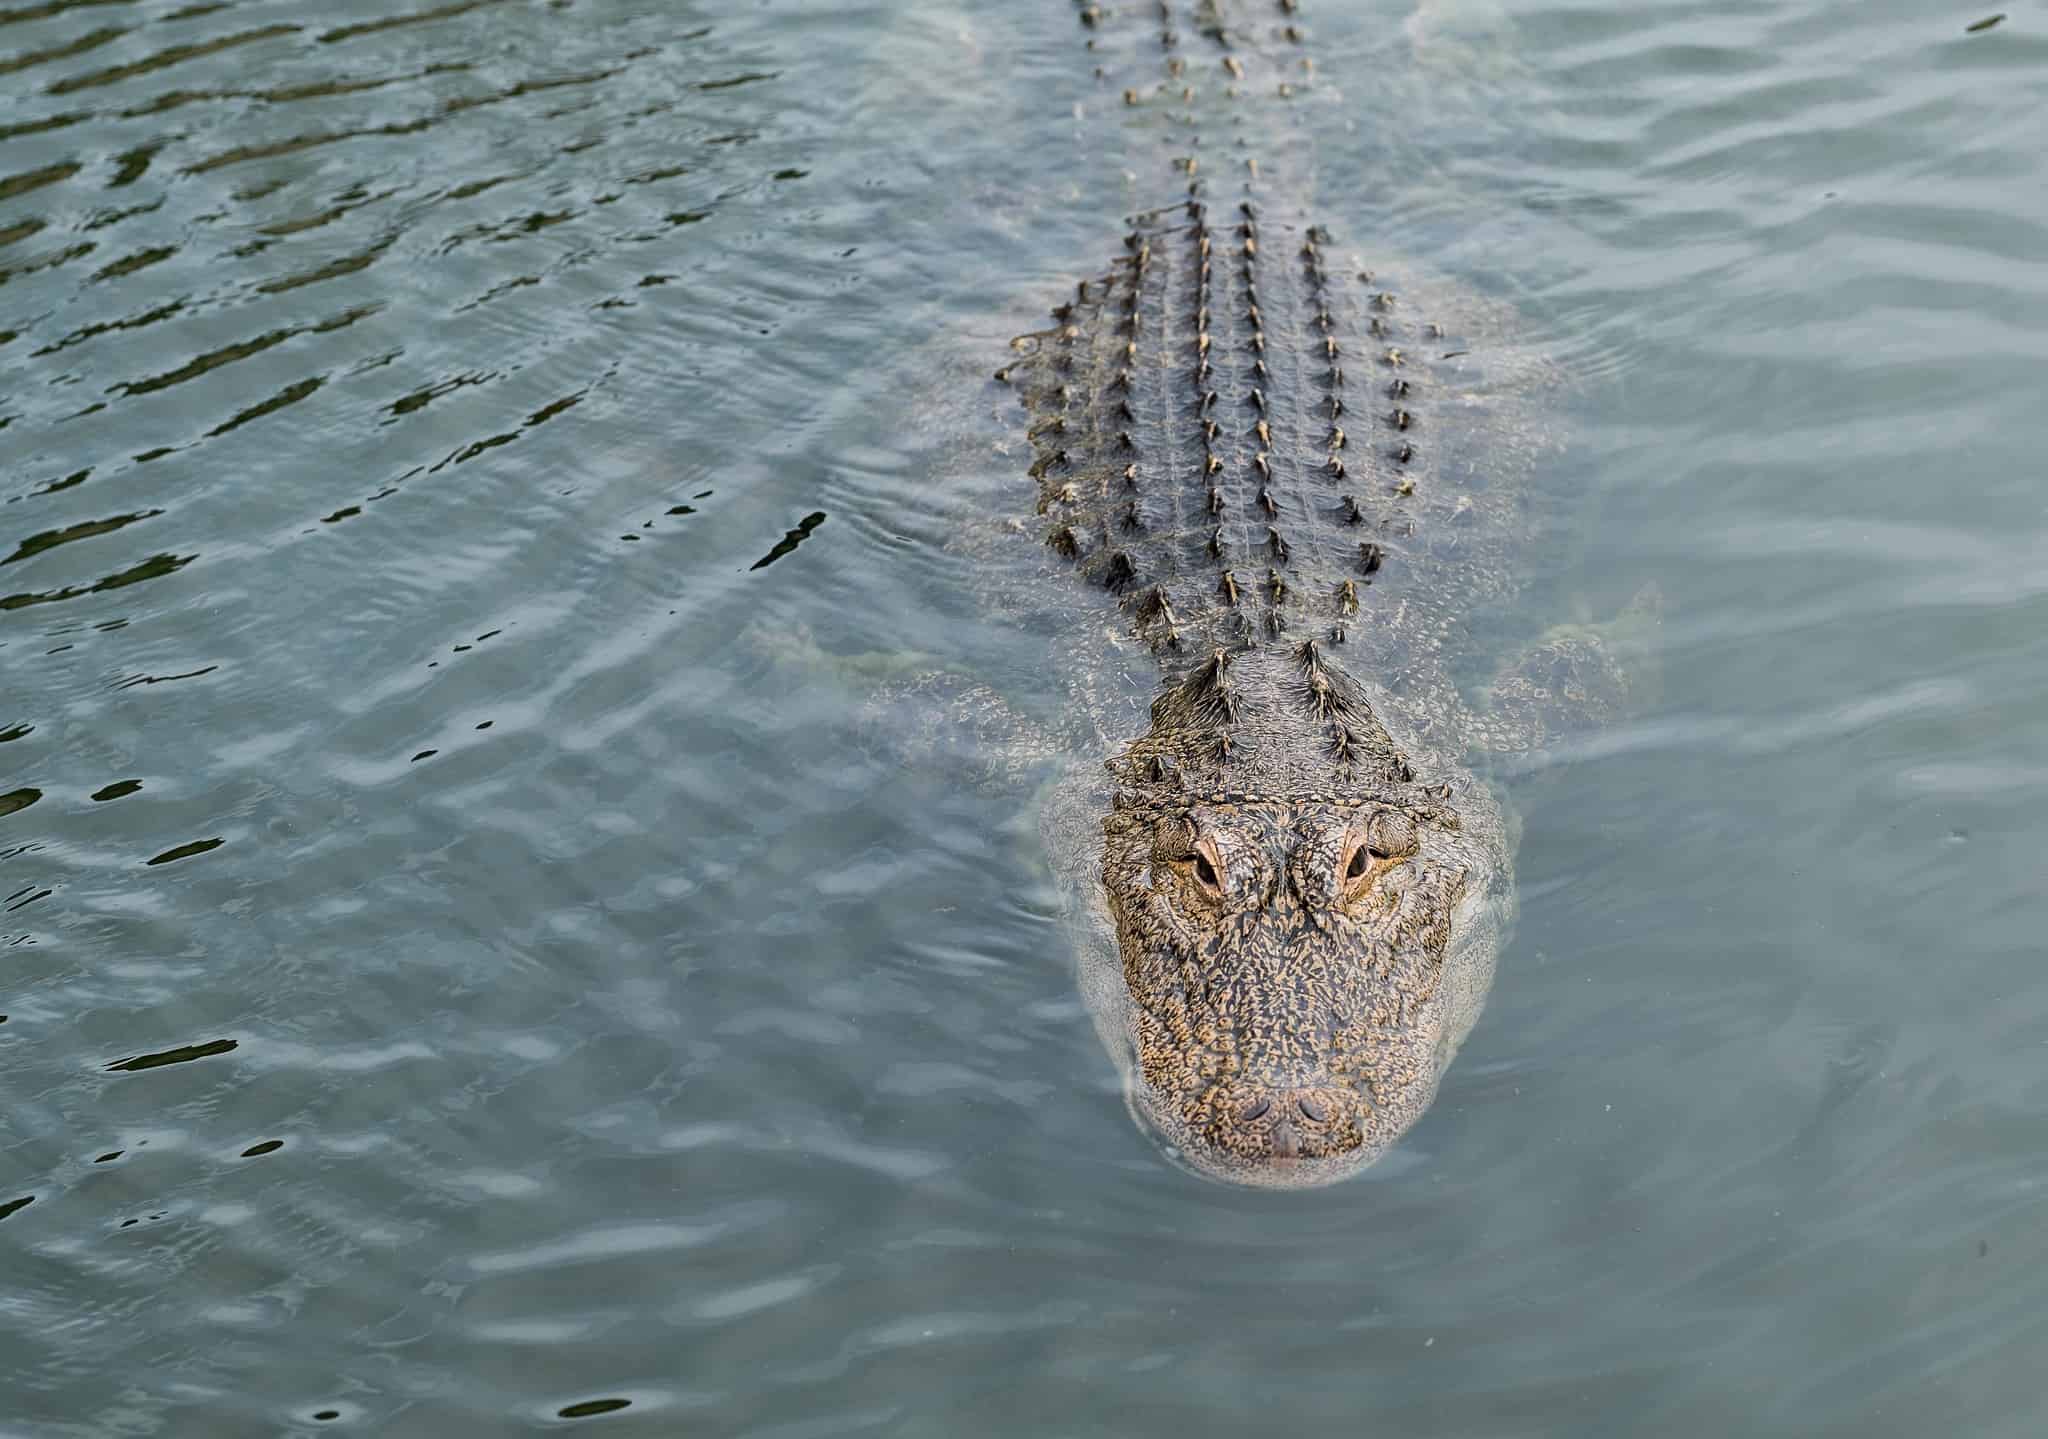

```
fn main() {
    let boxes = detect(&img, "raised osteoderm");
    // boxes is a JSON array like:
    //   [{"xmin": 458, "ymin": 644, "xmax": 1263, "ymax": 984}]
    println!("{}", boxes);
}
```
[{"xmin": 999, "ymin": 0, "xmax": 1521, "ymax": 1187}]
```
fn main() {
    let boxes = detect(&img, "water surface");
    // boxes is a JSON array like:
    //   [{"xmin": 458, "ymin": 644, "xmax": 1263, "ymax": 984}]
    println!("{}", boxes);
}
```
[{"xmin": 4, "ymin": 0, "xmax": 2047, "ymax": 1434}]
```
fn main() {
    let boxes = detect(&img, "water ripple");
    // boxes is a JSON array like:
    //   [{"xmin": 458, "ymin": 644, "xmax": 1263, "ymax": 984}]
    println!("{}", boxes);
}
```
[{"xmin": 4, "ymin": 0, "xmax": 2047, "ymax": 1433}]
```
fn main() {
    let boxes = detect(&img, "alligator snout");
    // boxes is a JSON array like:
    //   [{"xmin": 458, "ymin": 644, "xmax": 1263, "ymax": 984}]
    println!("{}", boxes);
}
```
[{"xmin": 1211, "ymin": 1081, "xmax": 1363, "ymax": 1162}]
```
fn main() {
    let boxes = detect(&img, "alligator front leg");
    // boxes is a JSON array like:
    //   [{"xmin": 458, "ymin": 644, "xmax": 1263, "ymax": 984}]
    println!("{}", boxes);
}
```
[
  {"xmin": 858, "ymin": 667, "xmax": 1070, "ymax": 794},
  {"xmin": 746, "ymin": 617, "xmax": 1071, "ymax": 795},
  {"xmin": 1468, "ymin": 584, "xmax": 1662, "ymax": 758}
]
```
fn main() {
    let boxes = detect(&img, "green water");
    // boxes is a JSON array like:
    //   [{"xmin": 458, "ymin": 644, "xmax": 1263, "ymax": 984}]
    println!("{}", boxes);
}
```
[{"xmin": 4, "ymin": 0, "xmax": 2047, "ymax": 1433}]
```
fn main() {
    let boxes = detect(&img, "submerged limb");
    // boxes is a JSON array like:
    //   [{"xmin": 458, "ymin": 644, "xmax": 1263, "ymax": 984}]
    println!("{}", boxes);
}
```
[
  {"xmin": 1469, "ymin": 583, "xmax": 1663, "ymax": 756},
  {"xmin": 742, "ymin": 616, "xmax": 939, "ymax": 688},
  {"xmin": 857, "ymin": 667, "xmax": 1066, "ymax": 795},
  {"xmin": 1401, "ymin": 0, "xmax": 1534, "ymax": 88},
  {"xmin": 745, "ymin": 617, "xmax": 1058, "ymax": 792}
]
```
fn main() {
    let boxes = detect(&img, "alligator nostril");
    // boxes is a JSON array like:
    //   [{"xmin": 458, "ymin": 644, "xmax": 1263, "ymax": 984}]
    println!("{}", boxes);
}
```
[
  {"xmin": 1237, "ymin": 1097, "xmax": 1272, "ymax": 1123},
  {"xmin": 1297, "ymin": 1095, "xmax": 1330, "ymax": 1124}
]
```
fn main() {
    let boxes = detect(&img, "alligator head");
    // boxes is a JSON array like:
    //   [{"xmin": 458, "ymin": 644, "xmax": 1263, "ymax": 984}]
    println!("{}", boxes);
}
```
[{"xmin": 1094, "ymin": 643, "xmax": 1506, "ymax": 1187}]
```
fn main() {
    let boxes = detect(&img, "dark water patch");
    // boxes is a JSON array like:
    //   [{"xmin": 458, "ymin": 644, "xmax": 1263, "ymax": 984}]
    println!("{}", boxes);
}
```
[
  {"xmin": 80, "ymin": 196, "xmax": 160, "ymax": 230},
  {"xmin": 112, "ymin": 664, "xmax": 217, "ymax": 689},
  {"xmin": 88, "ymin": 243, "xmax": 172, "ymax": 280},
  {"xmin": 6, "ymin": 887, "xmax": 52, "ymax": 910},
  {"xmin": 437, "ymin": 431, "xmax": 514, "ymax": 467},
  {"xmin": 1966, "ymin": 14, "xmax": 2005, "ymax": 33},
  {"xmin": 258, "ymin": 188, "xmax": 400, "ymax": 238},
  {"xmin": 428, "ymin": 385, "xmax": 590, "ymax": 471},
  {"xmin": 438, "ymin": 66, "xmax": 623, "ymax": 117},
  {"xmin": 0, "ymin": 239, "xmax": 94, "ymax": 286},
  {"xmin": 231, "ymin": 175, "xmax": 287, "ymax": 203},
  {"xmin": 46, "ymin": 21, "xmax": 301, "ymax": 94},
  {"xmin": 749, "ymin": 511, "xmax": 827, "ymax": 571},
  {"xmin": 388, "ymin": 371, "xmax": 493, "ymax": 418},
  {"xmin": 256, "ymin": 235, "xmax": 394, "ymax": 294},
  {"xmin": 142, "ymin": 836, "xmax": 222, "ymax": 865},
  {"xmin": 186, "ymin": 120, "xmax": 431, "ymax": 175},
  {"xmin": 0, "ymin": 217, "xmax": 45, "ymax": 246},
  {"xmin": 0, "ymin": 1195, "xmax": 33, "ymax": 1222},
  {"xmin": 205, "ymin": 375, "xmax": 325, "ymax": 437},
  {"xmin": 701, "ymin": 71, "xmax": 777, "ymax": 91},
  {"xmin": 0, "ymin": 159, "xmax": 81, "ymax": 201},
  {"xmin": 0, "ymin": 788, "xmax": 43, "ymax": 818},
  {"xmin": 106, "ymin": 141, "xmax": 161, "ymax": 186},
  {"xmin": 526, "ymin": 392, "xmax": 582, "ymax": 426},
  {"xmin": 0, "ymin": 551, "xmax": 193, "ymax": 610},
  {"xmin": 451, "ymin": 272, "xmax": 538, "ymax": 308},
  {"xmin": 181, "ymin": 68, "xmax": 622, "ymax": 175},
  {"xmin": 556, "ymin": 1398, "xmax": 632, "ymax": 1420},
  {"xmin": 492, "ymin": 208, "xmax": 575, "ymax": 240},
  {"xmin": 239, "ymin": 1138, "xmax": 283, "ymax": 1157},
  {"xmin": 90, "ymin": 779, "xmax": 141, "ymax": 800},
  {"xmin": 0, "ymin": 0, "xmax": 134, "ymax": 27},
  {"xmin": 0, "ymin": 109, "xmax": 85, "ymax": 140},
  {"xmin": 111, "ymin": 304, "xmax": 375, "ymax": 396},
  {"xmin": 94, "ymin": 1150, "xmax": 120, "ymax": 1162},
  {"xmin": 128, "ymin": 65, "xmax": 473, "ymax": 119},
  {"xmin": 1, "ymin": 510, "xmax": 160, "ymax": 565},
  {"xmin": 0, "ymin": 23, "xmax": 123, "ymax": 76},
  {"xmin": 624, "ymin": 164, "xmax": 689, "ymax": 187},
  {"xmin": 107, "ymin": 1037, "xmax": 236, "ymax": 1070},
  {"xmin": 16, "ymin": 468, "xmax": 90, "ymax": 497},
  {"xmin": 0, "ymin": 724, "xmax": 30, "ymax": 742},
  {"xmin": 319, "ymin": 0, "xmax": 508, "ymax": 46},
  {"xmin": 443, "ymin": 170, "xmax": 523, "ymax": 201},
  {"xmin": 33, "ymin": 301, "xmax": 185, "ymax": 357}
]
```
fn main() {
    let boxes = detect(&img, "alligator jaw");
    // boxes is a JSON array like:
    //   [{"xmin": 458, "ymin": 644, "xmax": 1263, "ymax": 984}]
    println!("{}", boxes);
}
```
[
  {"xmin": 1133, "ymin": 1078, "xmax": 1387, "ymax": 1188},
  {"xmin": 1110, "ymin": 843, "xmax": 1462, "ymax": 1187}
]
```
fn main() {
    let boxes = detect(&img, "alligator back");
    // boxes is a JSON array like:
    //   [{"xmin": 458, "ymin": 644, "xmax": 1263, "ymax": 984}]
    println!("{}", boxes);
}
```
[{"xmin": 999, "ymin": 2, "xmax": 1539, "ymax": 716}]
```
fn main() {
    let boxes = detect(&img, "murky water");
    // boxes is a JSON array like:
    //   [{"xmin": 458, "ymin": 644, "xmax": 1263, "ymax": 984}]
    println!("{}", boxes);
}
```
[{"xmin": 4, "ymin": 0, "xmax": 2046, "ymax": 1433}]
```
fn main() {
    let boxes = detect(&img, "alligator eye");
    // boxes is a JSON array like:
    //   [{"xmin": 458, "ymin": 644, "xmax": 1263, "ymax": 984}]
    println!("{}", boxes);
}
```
[
  {"xmin": 1188, "ymin": 835, "xmax": 1227, "ymax": 897},
  {"xmin": 1346, "ymin": 845, "xmax": 1370, "ymax": 879}
]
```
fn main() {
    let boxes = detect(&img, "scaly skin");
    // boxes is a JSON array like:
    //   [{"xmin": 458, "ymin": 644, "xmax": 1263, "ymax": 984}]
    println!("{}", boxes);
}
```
[
  {"xmin": 1089, "ymin": 643, "xmax": 1511, "ymax": 1187},
  {"xmin": 998, "ymin": 1, "xmax": 1562, "ymax": 1185}
]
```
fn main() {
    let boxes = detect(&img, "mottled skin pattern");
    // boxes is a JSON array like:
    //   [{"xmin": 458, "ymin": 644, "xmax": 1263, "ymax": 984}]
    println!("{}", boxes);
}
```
[
  {"xmin": 1089, "ymin": 642, "xmax": 1512, "ymax": 1186},
  {"xmin": 994, "ymin": 0, "xmax": 1594, "ymax": 1185}
]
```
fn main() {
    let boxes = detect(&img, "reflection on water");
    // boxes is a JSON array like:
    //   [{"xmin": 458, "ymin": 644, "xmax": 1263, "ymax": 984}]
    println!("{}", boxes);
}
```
[{"xmin": 3, "ymin": 0, "xmax": 2048, "ymax": 1433}]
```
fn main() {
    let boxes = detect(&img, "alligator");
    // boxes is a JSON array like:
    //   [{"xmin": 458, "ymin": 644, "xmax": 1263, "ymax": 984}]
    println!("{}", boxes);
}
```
[{"xmin": 988, "ymin": 0, "xmax": 1635, "ymax": 1187}]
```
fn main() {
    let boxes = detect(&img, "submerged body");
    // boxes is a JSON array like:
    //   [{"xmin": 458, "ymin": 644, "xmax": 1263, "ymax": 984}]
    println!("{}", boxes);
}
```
[{"xmin": 993, "ymin": 2, "xmax": 1593, "ymax": 1185}]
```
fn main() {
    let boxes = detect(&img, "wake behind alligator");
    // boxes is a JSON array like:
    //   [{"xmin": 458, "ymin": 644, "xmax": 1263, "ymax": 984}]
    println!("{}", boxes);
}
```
[{"xmin": 990, "ymin": 1, "xmax": 1623, "ymax": 1186}]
